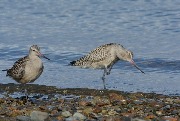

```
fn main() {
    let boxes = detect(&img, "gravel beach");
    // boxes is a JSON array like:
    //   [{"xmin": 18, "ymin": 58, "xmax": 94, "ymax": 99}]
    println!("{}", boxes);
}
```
[{"xmin": 0, "ymin": 83, "xmax": 179, "ymax": 121}]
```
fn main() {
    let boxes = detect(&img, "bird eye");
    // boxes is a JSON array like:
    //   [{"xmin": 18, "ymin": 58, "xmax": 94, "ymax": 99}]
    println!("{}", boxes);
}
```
[
  {"xmin": 33, "ymin": 50, "xmax": 35, "ymax": 51},
  {"xmin": 129, "ymin": 51, "xmax": 133, "ymax": 58}
]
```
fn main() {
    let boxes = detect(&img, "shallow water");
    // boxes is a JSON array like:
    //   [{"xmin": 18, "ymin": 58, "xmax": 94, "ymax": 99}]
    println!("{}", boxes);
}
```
[{"xmin": 0, "ymin": 0, "xmax": 180, "ymax": 95}]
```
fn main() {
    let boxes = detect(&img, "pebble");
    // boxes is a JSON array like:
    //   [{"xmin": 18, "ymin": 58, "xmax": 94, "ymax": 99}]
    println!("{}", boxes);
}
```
[
  {"xmin": 93, "ymin": 106, "xmax": 102, "ymax": 113},
  {"xmin": 79, "ymin": 100, "xmax": 92, "ymax": 106},
  {"xmin": 65, "ymin": 116, "xmax": 76, "ymax": 121},
  {"xmin": 162, "ymin": 116, "xmax": 179, "ymax": 121},
  {"xmin": 89, "ymin": 112, "xmax": 100, "ymax": 119},
  {"xmin": 61, "ymin": 111, "xmax": 72, "ymax": 118},
  {"xmin": 92, "ymin": 96, "xmax": 110, "ymax": 106},
  {"xmin": 83, "ymin": 107, "xmax": 93, "ymax": 116},
  {"xmin": 73, "ymin": 112, "xmax": 86, "ymax": 120},
  {"xmin": 0, "ymin": 84, "xmax": 179, "ymax": 121},
  {"xmin": 132, "ymin": 118, "xmax": 147, "ymax": 121},
  {"xmin": 108, "ymin": 109, "xmax": 118, "ymax": 115},
  {"xmin": 30, "ymin": 111, "xmax": 49, "ymax": 121},
  {"xmin": 156, "ymin": 110, "xmax": 163, "ymax": 116},
  {"xmin": 16, "ymin": 116, "xmax": 31, "ymax": 121}
]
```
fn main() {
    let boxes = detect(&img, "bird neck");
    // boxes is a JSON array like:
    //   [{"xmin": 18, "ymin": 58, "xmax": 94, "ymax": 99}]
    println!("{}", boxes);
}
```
[
  {"xmin": 115, "ymin": 48, "xmax": 128, "ymax": 61},
  {"xmin": 28, "ymin": 53, "xmax": 40, "ymax": 60}
]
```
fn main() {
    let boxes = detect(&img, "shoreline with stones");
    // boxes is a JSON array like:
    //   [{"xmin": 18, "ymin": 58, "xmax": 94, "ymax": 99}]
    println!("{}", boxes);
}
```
[{"xmin": 0, "ymin": 83, "xmax": 179, "ymax": 121}]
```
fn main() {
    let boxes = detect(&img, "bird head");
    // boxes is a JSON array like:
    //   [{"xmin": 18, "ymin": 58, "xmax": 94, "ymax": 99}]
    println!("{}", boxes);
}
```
[
  {"xmin": 29, "ymin": 45, "xmax": 50, "ymax": 60},
  {"xmin": 125, "ymin": 50, "xmax": 145, "ymax": 74}
]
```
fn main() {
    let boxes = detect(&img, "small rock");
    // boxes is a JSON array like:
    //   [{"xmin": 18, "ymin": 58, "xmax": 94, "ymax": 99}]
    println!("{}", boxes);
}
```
[
  {"xmin": 57, "ymin": 115, "xmax": 64, "ymax": 121},
  {"xmin": 109, "ymin": 93, "xmax": 126, "ymax": 105},
  {"xmin": 113, "ymin": 106, "xmax": 121, "ymax": 113},
  {"xmin": 0, "ymin": 109, "xmax": 9, "ymax": 115},
  {"xmin": 89, "ymin": 112, "xmax": 101, "ymax": 119},
  {"xmin": 50, "ymin": 109, "xmax": 58, "ymax": 116},
  {"xmin": 101, "ymin": 109, "xmax": 107, "ymax": 115},
  {"xmin": 104, "ymin": 116, "xmax": 122, "ymax": 121},
  {"xmin": 173, "ymin": 99, "xmax": 180, "ymax": 103},
  {"xmin": 16, "ymin": 116, "xmax": 31, "ymax": 121},
  {"xmin": 79, "ymin": 100, "xmax": 92, "ymax": 106},
  {"xmin": 165, "ymin": 98, "xmax": 174, "ymax": 104},
  {"xmin": 73, "ymin": 112, "xmax": 86, "ymax": 120},
  {"xmin": 39, "ymin": 106, "xmax": 46, "ymax": 110},
  {"xmin": 172, "ymin": 110, "xmax": 178, "ymax": 115},
  {"xmin": 108, "ymin": 109, "xmax": 118, "ymax": 116},
  {"xmin": 132, "ymin": 118, "xmax": 146, "ymax": 121},
  {"xmin": 121, "ymin": 112, "xmax": 134, "ymax": 117},
  {"xmin": 9, "ymin": 109, "xmax": 22, "ymax": 117},
  {"xmin": 61, "ymin": 111, "xmax": 72, "ymax": 118},
  {"xmin": 109, "ymin": 93, "xmax": 124, "ymax": 101},
  {"xmin": 163, "ymin": 105, "xmax": 171, "ymax": 110},
  {"xmin": 83, "ymin": 107, "xmax": 93, "ymax": 116},
  {"xmin": 93, "ymin": 106, "xmax": 102, "ymax": 113},
  {"xmin": 30, "ymin": 111, "xmax": 49, "ymax": 121},
  {"xmin": 156, "ymin": 110, "xmax": 163, "ymax": 116},
  {"xmin": 162, "ymin": 116, "xmax": 178, "ymax": 121},
  {"xmin": 65, "ymin": 116, "xmax": 75, "ymax": 121},
  {"xmin": 145, "ymin": 114, "xmax": 156, "ymax": 119},
  {"xmin": 91, "ymin": 96, "xmax": 110, "ymax": 106},
  {"xmin": 133, "ymin": 100, "xmax": 143, "ymax": 105}
]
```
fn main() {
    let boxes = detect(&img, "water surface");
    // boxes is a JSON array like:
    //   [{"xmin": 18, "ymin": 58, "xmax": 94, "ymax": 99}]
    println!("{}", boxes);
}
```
[{"xmin": 0, "ymin": 0, "xmax": 180, "ymax": 95}]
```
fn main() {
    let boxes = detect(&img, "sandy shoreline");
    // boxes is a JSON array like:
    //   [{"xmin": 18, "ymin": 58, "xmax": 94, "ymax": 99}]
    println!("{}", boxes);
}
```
[{"xmin": 0, "ymin": 83, "xmax": 179, "ymax": 121}]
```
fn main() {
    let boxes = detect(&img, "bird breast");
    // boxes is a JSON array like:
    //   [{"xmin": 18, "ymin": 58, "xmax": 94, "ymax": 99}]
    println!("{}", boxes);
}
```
[{"xmin": 23, "ymin": 58, "xmax": 43, "ymax": 82}]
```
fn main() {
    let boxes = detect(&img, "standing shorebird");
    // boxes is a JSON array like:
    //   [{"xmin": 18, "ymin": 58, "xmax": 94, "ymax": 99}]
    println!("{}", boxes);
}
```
[
  {"xmin": 70, "ymin": 43, "xmax": 144, "ymax": 89},
  {"xmin": 2, "ymin": 45, "xmax": 50, "ymax": 84}
]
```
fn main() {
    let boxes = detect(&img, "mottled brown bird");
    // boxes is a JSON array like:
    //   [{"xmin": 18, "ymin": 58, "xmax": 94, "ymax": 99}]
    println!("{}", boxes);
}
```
[
  {"xmin": 70, "ymin": 43, "xmax": 144, "ymax": 89},
  {"xmin": 2, "ymin": 45, "xmax": 50, "ymax": 84}
]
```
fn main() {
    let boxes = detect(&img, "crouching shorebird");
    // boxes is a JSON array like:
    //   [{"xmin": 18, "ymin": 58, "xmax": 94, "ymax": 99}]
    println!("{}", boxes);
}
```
[
  {"xmin": 2, "ymin": 45, "xmax": 50, "ymax": 85},
  {"xmin": 70, "ymin": 43, "xmax": 144, "ymax": 89}
]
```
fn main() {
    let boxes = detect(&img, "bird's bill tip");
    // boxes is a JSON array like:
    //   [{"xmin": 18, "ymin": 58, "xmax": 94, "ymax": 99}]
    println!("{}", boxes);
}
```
[
  {"xmin": 37, "ymin": 52, "xmax": 50, "ymax": 60},
  {"xmin": 42, "ymin": 55, "xmax": 50, "ymax": 60},
  {"xmin": 129, "ymin": 59, "xmax": 145, "ymax": 74},
  {"xmin": 2, "ymin": 69, "xmax": 8, "ymax": 71}
]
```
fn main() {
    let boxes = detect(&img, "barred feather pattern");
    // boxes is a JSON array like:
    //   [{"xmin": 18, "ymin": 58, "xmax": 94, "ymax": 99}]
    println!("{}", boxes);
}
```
[
  {"xmin": 7, "ymin": 56, "xmax": 29, "ymax": 81},
  {"xmin": 70, "ymin": 43, "xmax": 123, "ymax": 67}
]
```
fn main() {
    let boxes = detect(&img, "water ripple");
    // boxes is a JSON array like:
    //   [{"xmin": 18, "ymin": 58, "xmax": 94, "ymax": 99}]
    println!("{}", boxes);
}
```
[{"xmin": 139, "ymin": 58, "xmax": 180, "ymax": 73}]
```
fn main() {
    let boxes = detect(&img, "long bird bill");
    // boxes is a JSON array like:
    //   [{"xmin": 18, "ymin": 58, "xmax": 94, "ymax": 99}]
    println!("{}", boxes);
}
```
[
  {"xmin": 130, "ymin": 60, "xmax": 145, "ymax": 74},
  {"xmin": 42, "ymin": 55, "xmax": 50, "ymax": 60},
  {"xmin": 38, "ymin": 52, "xmax": 50, "ymax": 60}
]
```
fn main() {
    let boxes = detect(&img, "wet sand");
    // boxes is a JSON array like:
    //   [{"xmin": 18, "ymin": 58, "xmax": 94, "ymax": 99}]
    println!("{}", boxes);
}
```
[{"xmin": 0, "ymin": 83, "xmax": 179, "ymax": 121}]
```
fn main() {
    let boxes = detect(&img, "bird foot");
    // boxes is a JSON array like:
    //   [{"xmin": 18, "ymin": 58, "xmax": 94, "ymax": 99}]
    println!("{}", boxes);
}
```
[
  {"xmin": 102, "ymin": 76, "xmax": 105, "ymax": 81},
  {"xmin": 106, "ymin": 72, "xmax": 110, "ymax": 75}
]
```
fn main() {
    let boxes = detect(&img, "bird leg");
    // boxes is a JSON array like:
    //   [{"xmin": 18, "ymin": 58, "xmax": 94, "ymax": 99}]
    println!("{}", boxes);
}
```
[
  {"xmin": 106, "ymin": 65, "xmax": 113, "ymax": 75},
  {"xmin": 24, "ymin": 88, "xmax": 28, "ymax": 101},
  {"xmin": 20, "ymin": 84, "xmax": 29, "ymax": 101},
  {"xmin": 102, "ymin": 68, "xmax": 107, "ymax": 89}
]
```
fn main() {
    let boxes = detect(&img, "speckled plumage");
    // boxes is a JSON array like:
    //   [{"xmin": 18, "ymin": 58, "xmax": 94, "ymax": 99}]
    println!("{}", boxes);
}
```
[
  {"xmin": 70, "ymin": 43, "xmax": 144, "ymax": 89},
  {"xmin": 70, "ymin": 43, "xmax": 128, "ymax": 68},
  {"xmin": 6, "ymin": 56, "xmax": 29, "ymax": 81},
  {"xmin": 3, "ymin": 45, "xmax": 49, "ymax": 84}
]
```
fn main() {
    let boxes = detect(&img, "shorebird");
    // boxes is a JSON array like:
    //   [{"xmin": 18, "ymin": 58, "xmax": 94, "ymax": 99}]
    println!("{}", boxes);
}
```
[
  {"xmin": 70, "ymin": 43, "xmax": 144, "ymax": 89},
  {"xmin": 2, "ymin": 45, "xmax": 50, "ymax": 84}
]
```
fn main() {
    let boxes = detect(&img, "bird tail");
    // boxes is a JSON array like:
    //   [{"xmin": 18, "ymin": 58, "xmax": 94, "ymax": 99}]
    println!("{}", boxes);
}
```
[
  {"xmin": 2, "ymin": 69, "xmax": 9, "ymax": 77},
  {"xmin": 2, "ymin": 69, "xmax": 8, "ymax": 71},
  {"xmin": 69, "ymin": 61, "xmax": 76, "ymax": 66},
  {"xmin": 69, "ymin": 59, "xmax": 89, "ymax": 67}
]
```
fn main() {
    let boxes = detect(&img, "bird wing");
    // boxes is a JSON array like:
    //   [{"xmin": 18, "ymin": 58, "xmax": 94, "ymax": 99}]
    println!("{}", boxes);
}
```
[
  {"xmin": 71, "ymin": 43, "xmax": 115, "ymax": 67},
  {"xmin": 81, "ymin": 45, "xmax": 110, "ymax": 62},
  {"xmin": 7, "ymin": 56, "xmax": 29, "ymax": 80}
]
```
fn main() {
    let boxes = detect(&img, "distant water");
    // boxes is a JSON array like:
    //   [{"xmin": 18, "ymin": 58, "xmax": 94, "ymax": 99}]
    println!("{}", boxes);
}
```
[{"xmin": 0, "ymin": 0, "xmax": 180, "ymax": 95}]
